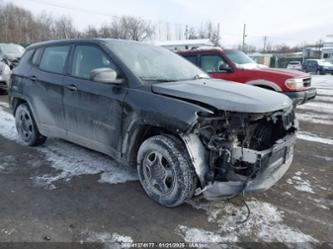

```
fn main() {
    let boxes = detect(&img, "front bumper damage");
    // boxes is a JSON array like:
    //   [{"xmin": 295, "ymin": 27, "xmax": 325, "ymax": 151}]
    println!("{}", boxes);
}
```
[{"xmin": 182, "ymin": 112, "xmax": 297, "ymax": 200}]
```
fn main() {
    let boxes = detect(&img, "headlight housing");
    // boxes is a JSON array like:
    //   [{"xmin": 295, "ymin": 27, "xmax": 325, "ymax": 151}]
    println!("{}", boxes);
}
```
[{"xmin": 285, "ymin": 78, "xmax": 303, "ymax": 90}]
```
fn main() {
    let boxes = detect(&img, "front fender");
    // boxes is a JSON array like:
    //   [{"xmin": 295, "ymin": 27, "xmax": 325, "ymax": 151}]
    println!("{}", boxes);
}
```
[
  {"xmin": 246, "ymin": 79, "xmax": 282, "ymax": 91},
  {"xmin": 121, "ymin": 88, "xmax": 213, "ymax": 162}
]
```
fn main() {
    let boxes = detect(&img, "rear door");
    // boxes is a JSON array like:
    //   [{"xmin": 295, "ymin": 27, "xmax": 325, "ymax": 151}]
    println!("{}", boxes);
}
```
[
  {"xmin": 28, "ymin": 45, "xmax": 71, "ymax": 137},
  {"xmin": 62, "ymin": 43, "xmax": 127, "ymax": 156}
]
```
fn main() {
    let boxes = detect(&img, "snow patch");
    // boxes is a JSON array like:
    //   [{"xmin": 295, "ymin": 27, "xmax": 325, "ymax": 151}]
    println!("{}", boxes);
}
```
[
  {"xmin": 297, "ymin": 132, "xmax": 333, "ymax": 146},
  {"xmin": 314, "ymin": 96, "xmax": 333, "ymax": 103},
  {"xmin": 296, "ymin": 113, "xmax": 333, "ymax": 125},
  {"xmin": 297, "ymin": 102, "xmax": 333, "ymax": 114},
  {"xmin": 175, "ymin": 225, "xmax": 237, "ymax": 243},
  {"xmin": 87, "ymin": 232, "xmax": 133, "ymax": 249},
  {"xmin": 33, "ymin": 139, "xmax": 138, "ymax": 188},
  {"xmin": 316, "ymin": 89, "xmax": 333, "ymax": 96},
  {"xmin": 0, "ymin": 107, "xmax": 18, "ymax": 141},
  {"xmin": 184, "ymin": 198, "xmax": 318, "ymax": 243},
  {"xmin": 0, "ymin": 102, "xmax": 9, "ymax": 108},
  {"xmin": 287, "ymin": 172, "xmax": 314, "ymax": 194},
  {"xmin": 313, "ymin": 155, "xmax": 333, "ymax": 161},
  {"xmin": 0, "ymin": 106, "xmax": 138, "ymax": 188}
]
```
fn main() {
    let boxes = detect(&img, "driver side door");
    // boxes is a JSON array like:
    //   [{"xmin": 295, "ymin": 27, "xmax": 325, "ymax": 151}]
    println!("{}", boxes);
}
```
[{"xmin": 62, "ymin": 43, "xmax": 127, "ymax": 157}]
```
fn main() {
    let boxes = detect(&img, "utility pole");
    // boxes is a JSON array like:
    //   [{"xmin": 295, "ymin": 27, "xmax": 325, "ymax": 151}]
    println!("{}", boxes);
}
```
[
  {"xmin": 263, "ymin": 36, "xmax": 268, "ymax": 52},
  {"xmin": 242, "ymin": 24, "xmax": 247, "ymax": 52}
]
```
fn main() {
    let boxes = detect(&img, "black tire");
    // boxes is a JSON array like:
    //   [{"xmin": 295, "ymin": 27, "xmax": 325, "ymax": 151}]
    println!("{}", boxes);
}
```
[
  {"xmin": 15, "ymin": 103, "xmax": 46, "ymax": 146},
  {"xmin": 137, "ymin": 135, "xmax": 197, "ymax": 207}
]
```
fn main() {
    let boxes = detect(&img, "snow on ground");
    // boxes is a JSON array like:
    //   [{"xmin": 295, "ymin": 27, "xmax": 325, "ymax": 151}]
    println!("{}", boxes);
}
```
[
  {"xmin": 86, "ymin": 232, "xmax": 133, "ymax": 249},
  {"xmin": 179, "ymin": 198, "xmax": 318, "ymax": 244},
  {"xmin": 296, "ymin": 113, "xmax": 333, "ymax": 125},
  {"xmin": 297, "ymin": 131, "xmax": 333, "ymax": 146},
  {"xmin": 297, "ymin": 102, "xmax": 333, "ymax": 114},
  {"xmin": 0, "ymin": 102, "xmax": 9, "ymax": 108},
  {"xmin": 0, "ymin": 106, "xmax": 18, "ymax": 141},
  {"xmin": 313, "ymin": 155, "xmax": 333, "ymax": 162},
  {"xmin": 0, "ymin": 106, "xmax": 138, "ymax": 189},
  {"xmin": 286, "ymin": 172, "xmax": 314, "ymax": 194},
  {"xmin": 296, "ymin": 76, "xmax": 333, "ymax": 125}
]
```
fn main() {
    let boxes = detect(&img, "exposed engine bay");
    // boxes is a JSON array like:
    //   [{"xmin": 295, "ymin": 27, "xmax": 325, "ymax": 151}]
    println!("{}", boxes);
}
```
[{"xmin": 182, "ymin": 106, "xmax": 297, "ymax": 200}]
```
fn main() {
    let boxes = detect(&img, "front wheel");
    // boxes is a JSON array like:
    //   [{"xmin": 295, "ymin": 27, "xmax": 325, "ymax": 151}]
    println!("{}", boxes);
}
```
[
  {"xmin": 15, "ymin": 103, "xmax": 46, "ymax": 146},
  {"xmin": 137, "ymin": 135, "xmax": 197, "ymax": 207}
]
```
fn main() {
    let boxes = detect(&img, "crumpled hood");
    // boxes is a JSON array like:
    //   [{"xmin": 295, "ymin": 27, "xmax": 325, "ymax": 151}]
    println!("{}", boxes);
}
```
[{"xmin": 152, "ymin": 79, "xmax": 292, "ymax": 113}]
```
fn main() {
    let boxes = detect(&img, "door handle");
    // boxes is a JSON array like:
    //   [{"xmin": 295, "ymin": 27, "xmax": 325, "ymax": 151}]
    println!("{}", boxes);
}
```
[
  {"xmin": 29, "ymin": 75, "xmax": 38, "ymax": 81},
  {"xmin": 65, "ymin": 84, "xmax": 78, "ymax": 92}
]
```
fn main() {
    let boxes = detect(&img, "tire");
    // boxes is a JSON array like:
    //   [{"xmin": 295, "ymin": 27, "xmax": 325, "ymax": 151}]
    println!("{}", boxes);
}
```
[
  {"xmin": 137, "ymin": 135, "xmax": 197, "ymax": 207},
  {"xmin": 15, "ymin": 103, "xmax": 46, "ymax": 146}
]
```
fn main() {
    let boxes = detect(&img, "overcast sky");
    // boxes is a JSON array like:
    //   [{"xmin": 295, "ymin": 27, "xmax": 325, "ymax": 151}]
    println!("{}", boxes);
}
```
[{"xmin": 6, "ymin": 0, "xmax": 333, "ymax": 48}]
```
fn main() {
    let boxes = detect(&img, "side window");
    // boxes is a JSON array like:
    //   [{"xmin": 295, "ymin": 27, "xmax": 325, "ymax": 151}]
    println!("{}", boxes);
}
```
[
  {"xmin": 323, "ymin": 53, "xmax": 329, "ymax": 59},
  {"xmin": 39, "ymin": 46, "xmax": 70, "ymax": 74},
  {"xmin": 201, "ymin": 55, "xmax": 231, "ymax": 73},
  {"xmin": 71, "ymin": 45, "xmax": 118, "ymax": 79},
  {"xmin": 31, "ymin": 48, "xmax": 43, "ymax": 65},
  {"xmin": 17, "ymin": 49, "xmax": 34, "ymax": 66},
  {"xmin": 183, "ymin": 55, "xmax": 197, "ymax": 65}
]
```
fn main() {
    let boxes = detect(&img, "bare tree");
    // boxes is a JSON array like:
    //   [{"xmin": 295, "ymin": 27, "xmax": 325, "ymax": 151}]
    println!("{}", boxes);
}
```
[
  {"xmin": 108, "ymin": 16, "xmax": 155, "ymax": 41},
  {"xmin": 54, "ymin": 16, "xmax": 77, "ymax": 39}
]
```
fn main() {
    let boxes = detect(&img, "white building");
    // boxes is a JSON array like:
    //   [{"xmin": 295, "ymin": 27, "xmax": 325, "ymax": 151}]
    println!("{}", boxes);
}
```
[
  {"xmin": 153, "ymin": 39, "xmax": 213, "ymax": 51},
  {"xmin": 322, "ymin": 34, "xmax": 333, "ymax": 63}
]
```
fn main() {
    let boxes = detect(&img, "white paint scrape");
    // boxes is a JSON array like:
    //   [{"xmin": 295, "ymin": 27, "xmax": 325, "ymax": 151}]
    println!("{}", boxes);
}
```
[
  {"xmin": 0, "ymin": 106, "xmax": 138, "ymax": 188},
  {"xmin": 182, "ymin": 199, "xmax": 318, "ymax": 243}
]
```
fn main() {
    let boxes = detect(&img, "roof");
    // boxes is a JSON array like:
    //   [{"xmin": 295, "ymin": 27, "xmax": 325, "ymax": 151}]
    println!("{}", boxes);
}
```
[{"xmin": 26, "ymin": 38, "xmax": 143, "ymax": 50}]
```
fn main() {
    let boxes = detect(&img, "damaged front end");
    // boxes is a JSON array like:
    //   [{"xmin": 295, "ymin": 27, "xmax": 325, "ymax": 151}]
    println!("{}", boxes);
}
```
[{"xmin": 182, "ymin": 106, "xmax": 297, "ymax": 200}]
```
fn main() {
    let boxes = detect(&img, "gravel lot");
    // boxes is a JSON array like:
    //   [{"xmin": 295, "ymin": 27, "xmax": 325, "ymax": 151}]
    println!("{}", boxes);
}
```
[{"xmin": 0, "ymin": 75, "xmax": 332, "ymax": 248}]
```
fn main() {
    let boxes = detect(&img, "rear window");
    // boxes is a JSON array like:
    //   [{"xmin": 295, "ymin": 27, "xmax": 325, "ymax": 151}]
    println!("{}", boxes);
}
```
[{"xmin": 39, "ymin": 46, "xmax": 70, "ymax": 74}]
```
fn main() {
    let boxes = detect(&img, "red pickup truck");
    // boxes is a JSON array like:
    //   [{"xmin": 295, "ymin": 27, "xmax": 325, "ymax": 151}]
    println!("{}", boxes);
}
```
[{"xmin": 178, "ymin": 48, "xmax": 316, "ymax": 105}]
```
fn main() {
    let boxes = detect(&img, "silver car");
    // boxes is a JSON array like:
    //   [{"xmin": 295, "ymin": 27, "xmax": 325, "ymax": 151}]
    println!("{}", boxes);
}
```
[
  {"xmin": 0, "ymin": 43, "xmax": 25, "ymax": 93},
  {"xmin": 287, "ymin": 61, "xmax": 303, "ymax": 71}
]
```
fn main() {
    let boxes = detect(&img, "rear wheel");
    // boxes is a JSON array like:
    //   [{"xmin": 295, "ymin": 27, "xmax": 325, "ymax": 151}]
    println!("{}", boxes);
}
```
[
  {"xmin": 137, "ymin": 135, "xmax": 197, "ymax": 207},
  {"xmin": 15, "ymin": 103, "xmax": 46, "ymax": 146}
]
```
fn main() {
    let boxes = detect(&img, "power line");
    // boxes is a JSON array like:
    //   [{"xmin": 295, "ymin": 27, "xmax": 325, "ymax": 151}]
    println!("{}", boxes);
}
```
[{"xmin": 20, "ymin": 0, "xmax": 114, "ymax": 18}]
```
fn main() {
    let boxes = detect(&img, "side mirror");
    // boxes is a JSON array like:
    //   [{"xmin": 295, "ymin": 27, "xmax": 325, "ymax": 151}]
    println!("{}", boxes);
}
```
[
  {"xmin": 218, "ymin": 64, "xmax": 232, "ymax": 73},
  {"xmin": 90, "ymin": 68, "xmax": 124, "ymax": 84}
]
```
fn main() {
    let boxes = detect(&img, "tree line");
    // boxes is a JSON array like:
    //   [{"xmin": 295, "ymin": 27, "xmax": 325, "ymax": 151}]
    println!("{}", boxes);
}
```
[{"xmin": 0, "ymin": 3, "xmax": 221, "ymax": 46}]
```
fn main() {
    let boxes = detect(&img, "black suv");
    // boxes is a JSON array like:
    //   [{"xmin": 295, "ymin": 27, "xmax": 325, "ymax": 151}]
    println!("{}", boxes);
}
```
[{"xmin": 9, "ymin": 39, "xmax": 297, "ymax": 207}]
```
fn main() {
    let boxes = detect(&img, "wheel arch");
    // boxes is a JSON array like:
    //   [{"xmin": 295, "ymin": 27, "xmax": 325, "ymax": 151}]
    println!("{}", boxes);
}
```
[
  {"xmin": 123, "ymin": 123, "xmax": 185, "ymax": 167},
  {"xmin": 246, "ymin": 79, "xmax": 282, "ymax": 92}
]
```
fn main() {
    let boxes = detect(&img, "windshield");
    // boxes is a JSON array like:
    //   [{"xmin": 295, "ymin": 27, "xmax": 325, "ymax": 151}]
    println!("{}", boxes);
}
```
[
  {"xmin": 224, "ymin": 50, "xmax": 255, "ymax": 65},
  {"xmin": 0, "ymin": 44, "xmax": 25, "ymax": 58},
  {"xmin": 106, "ymin": 41, "xmax": 208, "ymax": 84},
  {"xmin": 289, "ymin": 61, "xmax": 300, "ymax": 65}
]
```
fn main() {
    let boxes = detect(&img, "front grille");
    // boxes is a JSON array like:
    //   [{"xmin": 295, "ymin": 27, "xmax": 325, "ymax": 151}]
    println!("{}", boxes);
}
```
[{"xmin": 303, "ymin": 77, "xmax": 311, "ymax": 88}]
